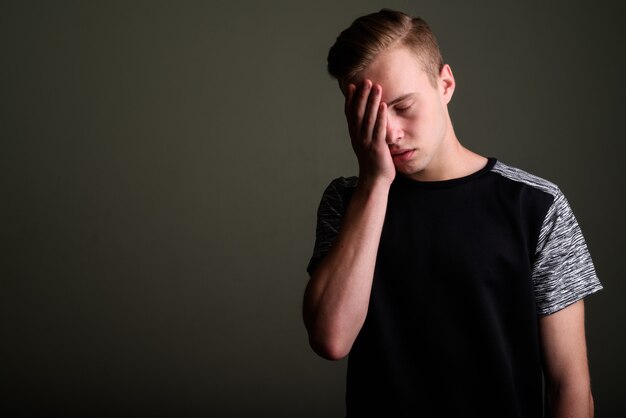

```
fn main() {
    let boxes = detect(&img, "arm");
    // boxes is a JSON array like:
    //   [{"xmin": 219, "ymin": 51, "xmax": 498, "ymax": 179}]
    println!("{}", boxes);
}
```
[
  {"xmin": 303, "ymin": 80, "xmax": 394, "ymax": 360},
  {"xmin": 539, "ymin": 300, "xmax": 594, "ymax": 418}
]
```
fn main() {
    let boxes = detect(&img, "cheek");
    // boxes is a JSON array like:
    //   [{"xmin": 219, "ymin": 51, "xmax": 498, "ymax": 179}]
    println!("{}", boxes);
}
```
[
  {"xmin": 412, "ymin": 108, "xmax": 445, "ymax": 142},
  {"xmin": 411, "ymin": 109, "xmax": 434, "ymax": 133},
  {"xmin": 422, "ymin": 105, "xmax": 445, "ymax": 130}
]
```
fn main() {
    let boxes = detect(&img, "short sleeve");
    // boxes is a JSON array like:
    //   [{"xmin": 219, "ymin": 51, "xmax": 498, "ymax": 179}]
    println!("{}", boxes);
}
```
[
  {"xmin": 306, "ymin": 176, "xmax": 358, "ymax": 276},
  {"xmin": 532, "ymin": 189, "xmax": 602, "ymax": 316}
]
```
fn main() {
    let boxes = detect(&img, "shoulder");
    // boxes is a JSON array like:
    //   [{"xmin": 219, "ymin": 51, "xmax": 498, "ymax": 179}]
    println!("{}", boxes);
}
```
[
  {"xmin": 487, "ymin": 160, "xmax": 602, "ymax": 315},
  {"xmin": 307, "ymin": 176, "xmax": 358, "ymax": 275},
  {"xmin": 317, "ymin": 176, "xmax": 358, "ymax": 211},
  {"xmin": 323, "ymin": 176, "xmax": 358, "ymax": 195},
  {"xmin": 490, "ymin": 160, "xmax": 561, "ymax": 199}
]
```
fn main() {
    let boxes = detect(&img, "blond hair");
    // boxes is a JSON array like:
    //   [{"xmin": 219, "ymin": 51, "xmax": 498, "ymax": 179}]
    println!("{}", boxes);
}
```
[{"xmin": 327, "ymin": 9, "xmax": 444, "ymax": 87}]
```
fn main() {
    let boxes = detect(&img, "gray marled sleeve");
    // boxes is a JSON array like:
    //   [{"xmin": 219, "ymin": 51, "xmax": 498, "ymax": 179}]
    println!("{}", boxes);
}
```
[
  {"xmin": 532, "ymin": 189, "xmax": 603, "ymax": 316},
  {"xmin": 306, "ymin": 177, "xmax": 358, "ymax": 276}
]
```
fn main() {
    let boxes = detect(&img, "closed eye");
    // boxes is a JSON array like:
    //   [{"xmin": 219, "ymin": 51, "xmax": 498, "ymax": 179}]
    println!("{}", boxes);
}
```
[{"xmin": 395, "ymin": 104, "xmax": 412, "ymax": 113}]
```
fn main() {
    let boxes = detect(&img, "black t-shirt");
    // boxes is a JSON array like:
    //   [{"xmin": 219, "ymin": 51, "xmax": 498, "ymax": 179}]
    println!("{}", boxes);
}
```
[{"xmin": 307, "ymin": 158, "xmax": 601, "ymax": 417}]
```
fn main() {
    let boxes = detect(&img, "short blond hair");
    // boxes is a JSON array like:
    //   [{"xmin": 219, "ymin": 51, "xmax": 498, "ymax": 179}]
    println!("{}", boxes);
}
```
[{"xmin": 327, "ymin": 9, "xmax": 444, "ymax": 87}]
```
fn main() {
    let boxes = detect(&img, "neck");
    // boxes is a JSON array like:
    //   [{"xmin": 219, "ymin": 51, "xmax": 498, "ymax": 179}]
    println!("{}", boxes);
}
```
[{"xmin": 408, "ymin": 122, "xmax": 487, "ymax": 182}]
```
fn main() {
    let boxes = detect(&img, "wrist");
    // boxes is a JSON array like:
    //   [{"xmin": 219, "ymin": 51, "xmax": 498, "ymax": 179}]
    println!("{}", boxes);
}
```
[{"xmin": 356, "ymin": 174, "xmax": 393, "ymax": 194}]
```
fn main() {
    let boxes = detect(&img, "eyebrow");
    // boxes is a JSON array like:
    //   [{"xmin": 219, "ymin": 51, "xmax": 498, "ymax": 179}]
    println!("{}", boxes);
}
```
[{"xmin": 387, "ymin": 93, "xmax": 416, "ymax": 107}]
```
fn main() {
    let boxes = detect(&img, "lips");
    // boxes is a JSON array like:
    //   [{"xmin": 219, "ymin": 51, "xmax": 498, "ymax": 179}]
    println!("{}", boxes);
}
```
[{"xmin": 391, "ymin": 148, "xmax": 415, "ymax": 163}]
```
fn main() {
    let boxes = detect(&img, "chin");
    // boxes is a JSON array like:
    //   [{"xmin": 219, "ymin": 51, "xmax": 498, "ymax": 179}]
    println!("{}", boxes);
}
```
[{"xmin": 397, "ymin": 160, "xmax": 428, "ymax": 178}]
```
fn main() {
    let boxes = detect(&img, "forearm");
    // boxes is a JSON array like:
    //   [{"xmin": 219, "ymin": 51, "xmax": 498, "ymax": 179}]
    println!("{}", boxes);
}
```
[
  {"xmin": 539, "ymin": 301, "xmax": 594, "ymax": 418},
  {"xmin": 303, "ymin": 178, "xmax": 390, "ymax": 360},
  {"xmin": 545, "ymin": 382, "xmax": 594, "ymax": 418}
]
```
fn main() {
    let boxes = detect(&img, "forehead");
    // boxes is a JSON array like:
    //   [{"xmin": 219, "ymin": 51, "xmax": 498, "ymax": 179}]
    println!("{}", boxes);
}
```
[{"xmin": 349, "ymin": 46, "xmax": 432, "ymax": 101}]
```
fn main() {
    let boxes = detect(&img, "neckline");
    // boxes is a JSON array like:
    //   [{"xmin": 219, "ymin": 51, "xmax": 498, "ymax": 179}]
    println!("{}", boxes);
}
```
[{"xmin": 394, "ymin": 157, "xmax": 497, "ymax": 189}]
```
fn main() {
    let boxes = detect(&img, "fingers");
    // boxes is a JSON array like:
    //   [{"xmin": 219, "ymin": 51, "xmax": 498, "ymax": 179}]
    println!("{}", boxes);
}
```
[
  {"xmin": 373, "ymin": 102, "xmax": 387, "ymax": 145},
  {"xmin": 344, "ymin": 83, "xmax": 356, "ymax": 118},
  {"xmin": 362, "ymin": 84, "xmax": 382, "ymax": 143},
  {"xmin": 345, "ymin": 80, "xmax": 382, "ymax": 144},
  {"xmin": 343, "ymin": 81, "xmax": 394, "ymax": 183},
  {"xmin": 353, "ymin": 81, "xmax": 372, "ymax": 135}
]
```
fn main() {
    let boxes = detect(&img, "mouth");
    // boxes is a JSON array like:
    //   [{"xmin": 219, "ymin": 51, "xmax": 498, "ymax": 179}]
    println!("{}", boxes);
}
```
[{"xmin": 391, "ymin": 148, "xmax": 415, "ymax": 163}]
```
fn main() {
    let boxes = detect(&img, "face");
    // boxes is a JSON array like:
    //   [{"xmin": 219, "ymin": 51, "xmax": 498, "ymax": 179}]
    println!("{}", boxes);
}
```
[{"xmin": 348, "ymin": 46, "xmax": 456, "ymax": 181}]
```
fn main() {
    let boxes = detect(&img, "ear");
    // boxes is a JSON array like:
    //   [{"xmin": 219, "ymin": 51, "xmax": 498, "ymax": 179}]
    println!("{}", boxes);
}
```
[{"xmin": 439, "ymin": 64, "xmax": 455, "ymax": 105}]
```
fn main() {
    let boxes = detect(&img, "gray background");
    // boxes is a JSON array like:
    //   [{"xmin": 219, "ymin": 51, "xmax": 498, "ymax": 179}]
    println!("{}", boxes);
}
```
[{"xmin": 2, "ymin": 0, "xmax": 624, "ymax": 416}]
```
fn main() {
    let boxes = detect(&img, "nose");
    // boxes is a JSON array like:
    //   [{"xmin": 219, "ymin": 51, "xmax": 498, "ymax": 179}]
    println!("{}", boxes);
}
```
[{"xmin": 386, "ymin": 116, "xmax": 403, "ymax": 145}]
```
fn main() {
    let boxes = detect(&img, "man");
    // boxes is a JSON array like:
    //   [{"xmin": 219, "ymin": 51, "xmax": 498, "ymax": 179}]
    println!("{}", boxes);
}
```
[{"xmin": 303, "ymin": 9, "xmax": 602, "ymax": 418}]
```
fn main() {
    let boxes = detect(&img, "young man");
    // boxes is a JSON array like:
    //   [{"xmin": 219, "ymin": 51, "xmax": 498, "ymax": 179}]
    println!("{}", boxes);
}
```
[{"xmin": 303, "ymin": 9, "xmax": 602, "ymax": 418}]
